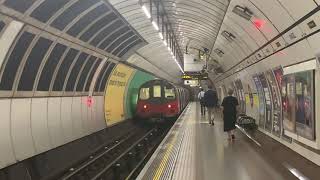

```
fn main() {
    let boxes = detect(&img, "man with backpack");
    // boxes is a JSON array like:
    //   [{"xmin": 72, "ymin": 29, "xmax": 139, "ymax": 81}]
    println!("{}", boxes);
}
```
[
  {"xmin": 198, "ymin": 88, "xmax": 205, "ymax": 115},
  {"xmin": 204, "ymin": 85, "xmax": 218, "ymax": 125}
]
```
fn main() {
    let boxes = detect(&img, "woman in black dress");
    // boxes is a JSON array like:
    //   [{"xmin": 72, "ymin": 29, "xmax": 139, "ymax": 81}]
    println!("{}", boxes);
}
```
[{"xmin": 221, "ymin": 88, "xmax": 239, "ymax": 140}]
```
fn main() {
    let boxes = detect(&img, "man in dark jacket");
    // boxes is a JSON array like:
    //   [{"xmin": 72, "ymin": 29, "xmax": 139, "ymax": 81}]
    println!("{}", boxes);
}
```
[{"xmin": 204, "ymin": 85, "xmax": 218, "ymax": 125}]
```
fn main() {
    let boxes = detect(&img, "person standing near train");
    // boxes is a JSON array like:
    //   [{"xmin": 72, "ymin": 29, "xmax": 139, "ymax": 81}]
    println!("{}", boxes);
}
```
[
  {"xmin": 203, "ymin": 85, "xmax": 218, "ymax": 125},
  {"xmin": 198, "ymin": 88, "xmax": 205, "ymax": 116},
  {"xmin": 221, "ymin": 88, "xmax": 239, "ymax": 140}
]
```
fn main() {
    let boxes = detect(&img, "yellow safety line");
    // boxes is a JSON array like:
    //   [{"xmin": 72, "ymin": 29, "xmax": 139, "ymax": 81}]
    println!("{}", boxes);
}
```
[{"xmin": 153, "ymin": 135, "xmax": 177, "ymax": 180}]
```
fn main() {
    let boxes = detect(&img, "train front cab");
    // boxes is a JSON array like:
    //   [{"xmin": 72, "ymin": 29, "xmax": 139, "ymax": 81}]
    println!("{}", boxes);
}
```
[{"xmin": 137, "ymin": 81, "xmax": 179, "ymax": 119}]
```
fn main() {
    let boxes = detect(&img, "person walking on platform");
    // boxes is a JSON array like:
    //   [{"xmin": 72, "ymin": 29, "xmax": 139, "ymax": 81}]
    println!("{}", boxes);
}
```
[
  {"xmin": 221, "ymin": 88, "xmax": 239, "ymax": 140},
  {"xmin": 203, "ymin": 85, "xmax": 218, "ymax": 125},
  {"xmin": 198, "ymin": 88, "xmax": 205, "ymax": 115}
]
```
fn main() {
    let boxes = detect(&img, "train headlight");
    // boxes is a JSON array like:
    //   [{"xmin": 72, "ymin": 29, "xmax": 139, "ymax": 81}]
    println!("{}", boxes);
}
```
[
  {"xmin": 143, "ymin": 105, "xmax": 147, "ymax": 109},
  {"xmin": 168, "ymin": 104, "xmax": 171, "ymax": 108}
]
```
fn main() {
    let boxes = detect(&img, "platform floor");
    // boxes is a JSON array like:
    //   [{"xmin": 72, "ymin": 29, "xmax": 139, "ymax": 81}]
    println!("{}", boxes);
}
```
[{"xmin": 137, "ymin": 102, "xmax": 320, "ymax": 180}]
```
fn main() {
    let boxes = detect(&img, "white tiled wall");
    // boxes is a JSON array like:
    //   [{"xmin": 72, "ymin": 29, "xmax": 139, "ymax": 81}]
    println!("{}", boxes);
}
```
[
  {"xmin": 0, "ymin": 96, "xmax": 105, "ymax": 169},
  {"xmin": 0, "ymin": 99, "xmax": 15, "ymax": 168}
]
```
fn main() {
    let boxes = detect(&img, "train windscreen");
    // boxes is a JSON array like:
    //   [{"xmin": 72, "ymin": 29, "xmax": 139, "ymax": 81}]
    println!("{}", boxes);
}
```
[
  {"xmin": 165, "ymin": 85, "xmax": 176, "ymax": 99},
  {"xmin": 139, "ymin": 87, "xmax": 150, "ymax": 100},
  {"xmin": 153, "ymin": 85, "xmax": 161, "ymax": 98}
]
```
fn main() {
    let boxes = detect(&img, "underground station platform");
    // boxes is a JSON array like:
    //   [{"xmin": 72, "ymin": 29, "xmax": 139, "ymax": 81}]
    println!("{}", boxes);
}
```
[{"xmin": 137, "ymin": 102, "xmax": 320, "ymax": 180}]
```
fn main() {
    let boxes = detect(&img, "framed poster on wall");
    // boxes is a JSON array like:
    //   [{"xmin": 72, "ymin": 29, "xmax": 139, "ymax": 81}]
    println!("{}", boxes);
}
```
[
  {"xmin": 265, "ymin": 70, "xmax": 281, "ymax": 137},
  {"xmin": 281, "ymin": 74, "xmax": 296, "ymax": 132},
  {"xmin": 258, "ymin": 74, "xmax": 273, "ymax": 132},
  {"xmin": 294, "ymin": 70, "xmax": 315, "ymax": 140},
  {"xmin": 253, "ymin": 75, "xmax": 265, "ymax": 129},
  {"xmin": 235, "ymin": 79, "xmax": 246, "ymax": 114},
  {"xmin": 282, "ymin": 59, "xmax": 317, "ymax": 141}
]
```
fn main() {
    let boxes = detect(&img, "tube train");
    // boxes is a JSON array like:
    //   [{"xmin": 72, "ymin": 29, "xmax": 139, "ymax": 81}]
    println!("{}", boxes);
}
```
[{"xmin": 136, "ymin": 79, "xmax": 189, "ymax": 119}]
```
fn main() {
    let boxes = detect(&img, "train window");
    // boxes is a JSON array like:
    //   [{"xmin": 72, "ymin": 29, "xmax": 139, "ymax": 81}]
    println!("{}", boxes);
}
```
[
  {"xmin": 118, "ymin": 39, "xmax": 142, "ymax": 57},
  {"xmin": 80, "ymin": 13, "xmax": 118, "ymax": 42},
  {"xmin": 153, "ymin": 85, "xmax": 161, "ymax": 98},
  {"xmin": 99, "ymin": 63, "xmax": 115, "ymax": 92},
  {"xmin": 67, "ymin": 4, "xmax": 109, "ymax": 37},
  {"xmin": 76, "ymin": 56, "xmax": 96, "ymax": 92},
  {"xmin": 3, "ymin": 0, "xmax": 36, "ymax": 13},
  {"xmin": 65, "ymin": 52, "xmax": 88, "ymax": 91},
  {"xmin": 52, "ymin": 48, "xmax": 79, "ymax": 91},
  {"xmin": 139, "ymin": 88, "xmax": 150, "ymax": 100},
  {"xmin": 0, "ymin": 32, "xmax": 35, "ymax": 90},
  {"xmin": 18, "ymin": 37, "xmax": 53, "ymax": 91},
  {"xmin": 105, "ymin": 31, "xmax": 134, "ymax": 53},
  {"xmin": 90, "ymin": 20, "xmax": 124, "ymax": 47},
  {"xmin": 50, "ymin": 0, "xmax": 100, "ymax": 30},
  {"xmin": 98, "ymin": 26, "xmax": 130, "ymax": 49},
  {"xmin": 165, "ymin": 86, "xmax": 176, "ymax": 99},
  {"xmin": 84, "ymin": 58, "xmax": 101, "ymax": 91},
  {"xmin": 37, "ymin": 43, "xmax": 67, "ymax": 91},
  {"xmin": 30, "ymin": 0, "xmax": 69, "ymax": 23}
]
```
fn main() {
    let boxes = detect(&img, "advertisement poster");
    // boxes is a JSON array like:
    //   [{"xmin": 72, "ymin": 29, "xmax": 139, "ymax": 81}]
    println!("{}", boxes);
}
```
[
  {"xmin": 105, "ymin": 64, "xmax": 135, "ymax": 126},
  {"xmin": 235, "ymin": 79, "xmax": 246, "ymax": 113},
  {"xmin": 253, "ymin": 94, "xmax": 259, "ymax": 107},
  {"xmin": 265, "ymin": 70, "xmax": 281, "ymax": 136},
  {"xmin": 245, "ymin": 94, "xmax": 250, "ymax": 106},
  {"xmin": 253, "ymin": 75, "xmax": 265, "ymax": 128},
  {"xmin": 282, "ymin": 74, "xmax": 296, "ymax": 132},
  {"xmin": 295, "ymin": 71, "xmax": 315, "ymax": 140},
  {"xmin": 258, "ymin": 74, "xmax": 272, "ymax": 132},
  {"xmin": 247, "ymin": 85, "xmax": 254, "ymax": 108}
]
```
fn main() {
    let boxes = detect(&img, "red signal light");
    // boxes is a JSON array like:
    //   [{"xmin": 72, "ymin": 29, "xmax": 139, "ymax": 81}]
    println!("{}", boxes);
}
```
[
  {"xmin": 168, "ymin": 104, "xmax": 172, "ymax": 108},
  {"xmin": 253, "ymin": 18, "xmax": 265, "ymax": 29},
  {"xmin": 86, "ymin": 96, "xmax": 94, "ymax": 107},
  {"xmin": 143, "ymin": 105, "xmax": 147, "ymax": 109}
]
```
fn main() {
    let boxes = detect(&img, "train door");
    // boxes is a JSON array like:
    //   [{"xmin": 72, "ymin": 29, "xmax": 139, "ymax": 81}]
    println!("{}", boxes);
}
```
[{"xmin": 253, "ymin": 75, "xmax": 266, "ymax": 129}]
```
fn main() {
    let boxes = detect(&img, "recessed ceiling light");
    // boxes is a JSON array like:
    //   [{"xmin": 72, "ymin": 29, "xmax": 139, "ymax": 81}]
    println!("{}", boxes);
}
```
[
  {"xmin": 159, "ymin": 32, "xmax": 163, "ymax": 39},
  {"xmin": 152, "ymin": 21, "xmax": 159, "ymax": 30},
  {"xmin": 141, "ymin": 5, "xmax": 151, "ymax": 19}
]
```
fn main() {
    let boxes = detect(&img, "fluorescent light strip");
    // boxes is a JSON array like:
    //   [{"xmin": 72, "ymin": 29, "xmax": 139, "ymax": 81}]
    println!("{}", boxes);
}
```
[
  {"xmin": 159, "ymin": 32, "xmax": 163, "ymax": 39},
  {"xmin": 142, "ymin": 5, "xmax": 151, "ymax": 19},
  {"xmin": 152, "ymin": 21, "xmax": 159, "ymax": 30},
  {"xmin": 141, "ymin": 4, "xmax": 183, "ymax": 73},
  {"xmin": 163, "ymin": 41, "xmax": 167, "ymax": 46},
  {"xmin": 172, "ymin": 58, "xmax": 184, "ymax": 73}
]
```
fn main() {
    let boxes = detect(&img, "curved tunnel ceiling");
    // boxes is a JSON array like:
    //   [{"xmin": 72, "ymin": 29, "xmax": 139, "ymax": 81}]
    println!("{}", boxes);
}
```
[
  {"xmin": 209, "ymin": 0, "xmax": 319, "ymax": 83},
  {"xmin": 162, "ymin": 0, "xmax": 229, "ymax": 52},
  {"xmin": 108, "ymin": 0, "xmax": 230, "ymax": 83},
  {"xmin": 109, "ymin": 0, "xmax": 186, "ymax": 83},
  {"xmin": 0, "ymin": 0, "xmax": 319, "ymax": 85}
]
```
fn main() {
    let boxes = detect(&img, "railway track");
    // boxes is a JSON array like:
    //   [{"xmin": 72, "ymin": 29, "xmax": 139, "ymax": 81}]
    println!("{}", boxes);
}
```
[{"xmin": 55, "ymin": 121, "xmax": 173, "ymax": 180}]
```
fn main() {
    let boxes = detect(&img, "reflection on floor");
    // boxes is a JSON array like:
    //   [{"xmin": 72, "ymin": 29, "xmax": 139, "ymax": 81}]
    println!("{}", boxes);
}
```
[{"xmin": 138, "ymin": 102, "xmax": 320, "ymax": 180}]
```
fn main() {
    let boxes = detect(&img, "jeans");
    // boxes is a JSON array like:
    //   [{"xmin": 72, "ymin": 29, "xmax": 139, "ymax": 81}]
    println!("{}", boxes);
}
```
[
  {"xmin": 207, "ymin": 107, "xmax": 215, "ymax": 123},
  {"xmin": 200, "ymin": 102, "xmax": 206, "ymax": 115}
]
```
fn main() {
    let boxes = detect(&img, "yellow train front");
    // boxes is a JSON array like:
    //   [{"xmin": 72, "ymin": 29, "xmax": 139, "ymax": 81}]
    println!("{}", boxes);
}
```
[{"xmin": 136, "ymin": 80, "xmax": 189, "ymax": 119}]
